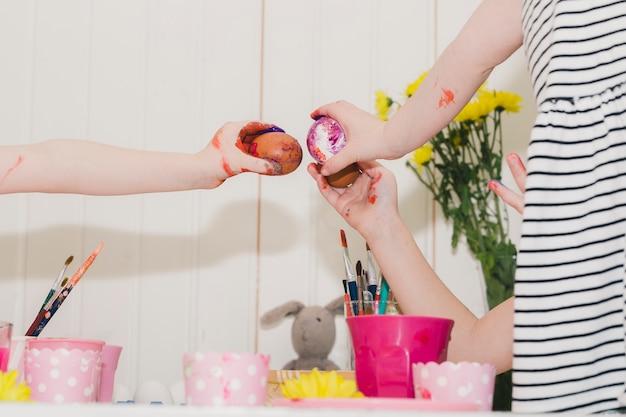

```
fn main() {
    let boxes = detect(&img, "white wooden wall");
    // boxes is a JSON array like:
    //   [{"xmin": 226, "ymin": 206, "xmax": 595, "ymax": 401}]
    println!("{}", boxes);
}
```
[{"xmin": 0, "ymin": 0, "xmax": 534, "ymax": 395}]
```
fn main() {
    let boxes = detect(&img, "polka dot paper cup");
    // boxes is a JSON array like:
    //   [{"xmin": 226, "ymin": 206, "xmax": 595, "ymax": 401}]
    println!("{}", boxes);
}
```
[
  {"xmin": 412, "ymin": 361, "xmax": 496, "ymax": 411},
  {"xmin": 183, "ymin": 351, "xmax": 270, "ymax": 406},
  {"xmin": 24, "ymin": 337, "xmax": 104, "ymax": 403}
]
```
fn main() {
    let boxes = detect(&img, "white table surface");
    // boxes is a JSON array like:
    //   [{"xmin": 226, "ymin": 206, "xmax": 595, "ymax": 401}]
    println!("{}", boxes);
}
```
[{"xmin": 0, "ymin": 402, "xmax": 580, "ymax": 417}]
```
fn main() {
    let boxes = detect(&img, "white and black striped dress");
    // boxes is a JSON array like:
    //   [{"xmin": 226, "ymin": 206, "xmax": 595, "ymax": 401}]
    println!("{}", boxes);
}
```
[{"xmin": 514, "ymin": 0, "xmax": 626, "ymax": 413}]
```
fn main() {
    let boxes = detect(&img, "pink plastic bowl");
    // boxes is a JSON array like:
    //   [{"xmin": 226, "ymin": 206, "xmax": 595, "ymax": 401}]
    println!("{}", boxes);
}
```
[
  {"xmin": 183, "ymin": 351, "xmax": 270, "ymax": 406},
  {"xmin": 413, "ymin": 361, "xmax": 496, "ymax": 411},
  {"xmin": 24, "ymin": 338, "xmax": 105, "ymax": 403},
  {"xmin": 346, "ymin": 315, "xmax": 453, "ymax": 398}
]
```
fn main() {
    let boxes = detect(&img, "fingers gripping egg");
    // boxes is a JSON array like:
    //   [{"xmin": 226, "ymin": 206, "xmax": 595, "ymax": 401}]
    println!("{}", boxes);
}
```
[
  {"xmin": 247, "ymin": 132, "xmax": 303, "ymax": 175},
  {"xmin": 306, "ymin": 117, "xmax": 360, "ymax": 188}
]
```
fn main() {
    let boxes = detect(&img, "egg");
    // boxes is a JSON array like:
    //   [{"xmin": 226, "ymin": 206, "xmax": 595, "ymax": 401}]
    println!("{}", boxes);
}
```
[
  {"xmin": 306, "ymin": 116, "xmax": 346, "ymax": 163},
  {"xmin": 324, "ymin": 163, "xmax": 361, "ymax": 188},
  {"xmin": 133, "ymin": 379, "xmax": 174, "ymax": 405},
  {"xmin": 307, "ymin": 117, "xmax": 361, "ymax": 188},
  {"xmin": 246, "ymin": 131, "xmax": 303, "ymax": 175}
]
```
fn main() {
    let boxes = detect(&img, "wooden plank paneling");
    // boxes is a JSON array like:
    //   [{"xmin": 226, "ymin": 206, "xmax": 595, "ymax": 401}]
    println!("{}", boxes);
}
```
[{"xmin": 0, "ymin": 0, "xmax": 532, "ymax": 396}]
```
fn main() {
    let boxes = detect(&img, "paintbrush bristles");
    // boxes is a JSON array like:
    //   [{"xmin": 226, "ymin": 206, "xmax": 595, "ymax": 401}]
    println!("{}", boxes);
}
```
[
  {"xmin": 340, "ymin": 229, "xmax": 348, "ymax": 248},
  {"xmin": 67, "ymin": 242, "xmax": 104, "ymax": 287}
]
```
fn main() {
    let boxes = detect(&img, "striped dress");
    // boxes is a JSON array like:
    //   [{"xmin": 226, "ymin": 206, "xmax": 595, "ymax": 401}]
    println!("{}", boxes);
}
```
[{"xmin": 514, "ymin": 0, "xmax": 626, "ymax": 413}]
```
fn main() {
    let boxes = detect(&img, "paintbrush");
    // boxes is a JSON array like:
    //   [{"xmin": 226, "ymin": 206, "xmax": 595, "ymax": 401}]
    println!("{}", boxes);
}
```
[
  {"xmin": 365, "ymin": 243, "xmax": 378, "ymax": 297},
  {"xmin": 341, "ymin": 279, "xmax": 352, "ymax": 317},
  {"xmin": 26, "ymin": 242, "xmax": 104, "ymax": 337},
  {"xmin": 356, "ymin": 260, "xmax": 364, "ymax": 315},
  {"xmin": 39, "ymin": 255, "xmax": 74, "ymax": 312},
  {"xmin": 377, "ymin": 275, "xmax": 390, "ymax": 315},
  {"xmin": 340, "ymin": 229, "xmax": 359, "ymax": 316}
]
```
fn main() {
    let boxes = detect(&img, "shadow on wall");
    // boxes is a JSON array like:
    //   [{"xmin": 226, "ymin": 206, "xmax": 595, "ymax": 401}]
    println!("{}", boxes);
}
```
[
  {"xmin": 305, "ymin": 175, "xmax": 431, "ymax": 277},
  {"xmin": 0, "ymin": 199, "xmax": 301, "ymax": 281}
]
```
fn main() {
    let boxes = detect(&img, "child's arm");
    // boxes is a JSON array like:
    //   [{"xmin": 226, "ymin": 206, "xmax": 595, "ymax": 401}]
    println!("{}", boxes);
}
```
[
  {"xmin": 0, "ymin": 121, "xmax": 281, "ymax": 195},
  {"xmin": 307, "ymin": 161, "xmax": 513, "ymax": 373},
  {"xmin": 314, "ymin": 0, "xmax": 524, "ymax": 176}
]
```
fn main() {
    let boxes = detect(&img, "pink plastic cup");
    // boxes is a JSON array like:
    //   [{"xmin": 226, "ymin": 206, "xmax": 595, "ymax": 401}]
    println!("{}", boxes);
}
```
[
  {"xmin": 24, "ymin": 337, "xmax": 104, "ymax": 403},
  {"xmin": 346, "ymin": 315, "xmax": 453, "ymax": 398},
  {"xmin": 413, "ymin": 361, "xmax": 496, "ymax": 411},
  {"xmin": 97, "ymin": 344, "xmax": 123, "ymax": 403},
  {"xmin": 183, "ymin": 352, "xmax": 270, "ymax": 406}
]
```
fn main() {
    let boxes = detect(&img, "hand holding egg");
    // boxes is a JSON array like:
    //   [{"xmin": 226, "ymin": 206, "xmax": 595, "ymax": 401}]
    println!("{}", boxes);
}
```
[
  {"xmin": 306, "ymin": 117, "xmax": 360, "ymax": 188},
  {"xmin": 242, "ymin": 124, "xmax": 302, "ymax": 175}
]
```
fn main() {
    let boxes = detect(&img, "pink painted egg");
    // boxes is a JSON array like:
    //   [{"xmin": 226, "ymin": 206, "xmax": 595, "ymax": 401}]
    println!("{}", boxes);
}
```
[{"xmin": 306, "ymin": 117, "xmax": 347, "ymax": 163}]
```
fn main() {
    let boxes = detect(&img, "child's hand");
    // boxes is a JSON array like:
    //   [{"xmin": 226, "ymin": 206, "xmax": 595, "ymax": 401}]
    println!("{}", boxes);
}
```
[
  {"xmin": 307, "ymin": 160, "xmax": 400, "ymax": 238},
  {"xmin": 201, "ymin": 121, "xmax": 284, "ymax": 188},
  {"xmin": 488, "ymin": 152, "xmax": 526, "ymax": 214},
  {"xmin": 310, "ymin": 101, "xmax": 387, "ymax": 177}
]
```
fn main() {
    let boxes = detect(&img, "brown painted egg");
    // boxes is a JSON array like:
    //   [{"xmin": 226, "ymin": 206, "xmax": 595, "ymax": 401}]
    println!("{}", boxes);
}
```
[
  {"xmin": 247, "ymin": 132, "xmax": 303, "ymax": 175},
  {"xmin": 319, "ymin": 163, "xmax": 361, "ymax": 188}
]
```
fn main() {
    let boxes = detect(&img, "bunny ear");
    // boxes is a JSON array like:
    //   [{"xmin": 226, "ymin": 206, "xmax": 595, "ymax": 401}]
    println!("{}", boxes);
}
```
[
  {"xmin": 259, "ymin": 300, "xmax": 306, "ymax": 329},
  {"xmin": 324, "ymin": 296, "xmax": 346, "ymax": 316}
]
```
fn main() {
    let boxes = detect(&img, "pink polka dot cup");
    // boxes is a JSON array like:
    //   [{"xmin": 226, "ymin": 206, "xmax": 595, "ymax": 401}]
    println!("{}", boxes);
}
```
[
  {"xmin": 24, "ymin": 337, "xmax": 104, "ymax": 404},
  {"xmin": 183, "ymin": 351, "xmax": 270, "ymax": 406},
  {"xmin": 412, "ymin": 361, "xmax": 496, "ymax": 411}
]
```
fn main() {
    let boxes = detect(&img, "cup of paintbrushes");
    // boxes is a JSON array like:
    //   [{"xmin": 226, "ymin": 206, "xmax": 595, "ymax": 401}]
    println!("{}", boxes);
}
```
[{"xmin": 346, "ymin": 315, "xmax": 453, "ymax": 398}]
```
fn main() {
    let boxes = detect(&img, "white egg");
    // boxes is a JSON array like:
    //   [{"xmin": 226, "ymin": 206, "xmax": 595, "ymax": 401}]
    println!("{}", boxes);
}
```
[
  {"xmin": 169, "ymin": 380, "xmax": 186, "ymax": 405},
  {"xmin": 133, "ymin": 379, "xmax": 174, "ymax": 405}
]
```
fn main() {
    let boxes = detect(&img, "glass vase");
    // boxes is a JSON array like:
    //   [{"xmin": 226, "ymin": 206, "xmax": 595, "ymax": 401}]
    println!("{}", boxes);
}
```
[{"xmin": 479, "ymin": 253, "xmax": 516, "ymax": 411}]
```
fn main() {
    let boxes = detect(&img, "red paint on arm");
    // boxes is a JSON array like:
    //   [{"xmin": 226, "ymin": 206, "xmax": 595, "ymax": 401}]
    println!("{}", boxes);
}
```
[
  {"xmin": 437, "ymin": 88, "xmax": 455, "ymax": 109},
  {"xmin": 367, "ymin": 172, "xmax": 382, "ymax": 204},
  {"xmin": 221, "ymin": 157, "xmax": 235, "ymax": 177},
  {"xmin": 212, "ymin": 135, "xmax": 222, "ymax": 150},
  {"xmin": 0, "ymin": 155, "xmax": 25, "ymax": 186}
]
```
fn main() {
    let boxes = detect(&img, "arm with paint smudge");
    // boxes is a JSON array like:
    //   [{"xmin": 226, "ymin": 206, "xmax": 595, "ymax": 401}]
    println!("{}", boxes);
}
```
[
  {"xmin": 313, "ymin": 0, "xmax": 523, "ymax": 177},
  {"xmin": 0, "ymin": 121, "xmax": 282, "ymax": 195},
  {"xmin": 307, "ymin": 160, "xmax": 513, "ymax": 374}
]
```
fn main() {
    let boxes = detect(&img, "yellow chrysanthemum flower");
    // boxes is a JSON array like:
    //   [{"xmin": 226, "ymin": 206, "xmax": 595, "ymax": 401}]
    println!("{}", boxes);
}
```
[
  {"xmin": 493, "ymin": 90, "xmax": 523, "ymax": 113},
  {"xmin": 374, "ymin": 90, "xmax": 392, "ymax": 121},
  {"xmin": 409, "ymin": 143, "xmax": 433, "ymax": 172},
  {"xmin": 280, "ymin": 368, "xmax": 363, "ymax": 399},
  {"xmin": 454, "ymin": 99, "xmax": 493, "ymax": 123},
  {"xmin": 0, "ymin": 370, "xmax": 31, "ymax": 402},
  {"xmin": 405, "ymin": 72, "xmax": 428, "ymax": 98}
]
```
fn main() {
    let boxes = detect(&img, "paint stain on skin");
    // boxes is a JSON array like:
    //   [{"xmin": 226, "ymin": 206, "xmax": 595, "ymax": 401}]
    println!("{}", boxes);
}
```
[
  {"xmin": 212, "ymin": 129, "xmax": 237, "ymax": 177},
  {"xmin": 437, "ymin": 88, "xmax": 455, "ymax": 109},
  {"xmin": 366, "ymin": 172, "xmax": 382, "ymax": 204},
  {"xmin": 212, "ymin": 132, "xmax": 223, "ymax": 150},
  {"xmin": 0, "ymin": 155, "xmax": 25, "ymax": 186},
  {"xmin": 221, "ymin": 157, "xmax": 235, "ymax": 177},
  {"xmin": 345, "ymin": 208, "xmax": 350, "ymax": 218}
]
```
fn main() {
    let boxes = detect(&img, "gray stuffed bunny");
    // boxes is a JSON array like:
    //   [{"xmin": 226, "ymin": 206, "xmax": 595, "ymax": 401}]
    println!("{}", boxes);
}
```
[{"xmin": 260, "ymin": 296, "xmax": 345, "ymax": 371}]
